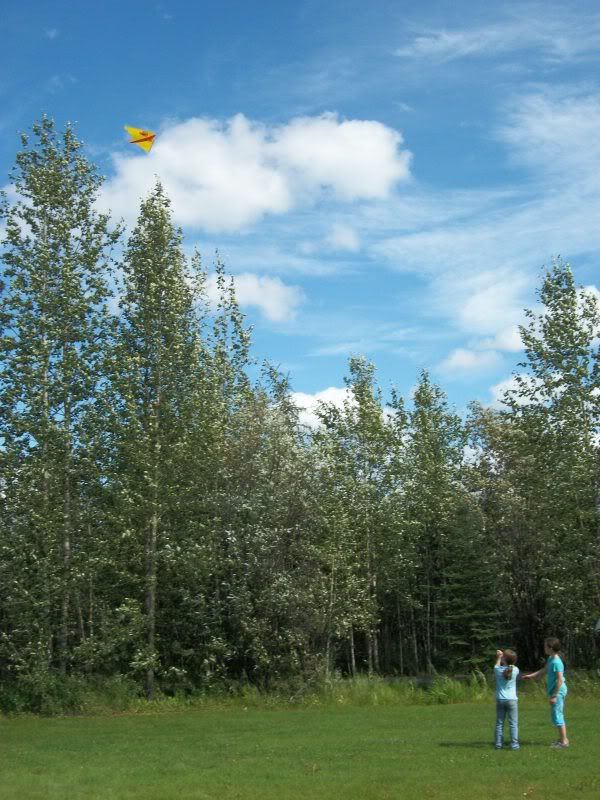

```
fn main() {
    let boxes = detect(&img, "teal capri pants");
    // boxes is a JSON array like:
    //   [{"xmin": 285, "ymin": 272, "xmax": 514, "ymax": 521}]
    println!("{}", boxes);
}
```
[{"xmin": 551, "ymin": 688, "xmax": 567, "ymax": 726}]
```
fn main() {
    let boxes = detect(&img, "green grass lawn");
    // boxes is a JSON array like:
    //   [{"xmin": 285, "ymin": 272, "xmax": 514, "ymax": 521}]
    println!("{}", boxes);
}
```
[{"xmin": 1, "ymin": 698, "xmax": 597, "ymax": 800}]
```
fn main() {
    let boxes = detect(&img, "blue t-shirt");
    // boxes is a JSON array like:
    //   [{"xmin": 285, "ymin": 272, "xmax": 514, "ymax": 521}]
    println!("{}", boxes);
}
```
[
  {"xmin": 494, "ymin": 665, "xmax": 519, "ymax": 700},
  {"xmin": 546, "ymin": 656, "xmax": 567, "ymax": 696}
]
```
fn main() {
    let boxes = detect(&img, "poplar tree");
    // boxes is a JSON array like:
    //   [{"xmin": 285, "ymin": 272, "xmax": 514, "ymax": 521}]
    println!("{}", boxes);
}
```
[
  {"xmin": 0, "ymin": 117, "xmax": 118, "ymax": 685},
  {"xmin": 379, "ymin": 387, "xmax": 419, "ymax": 675},
  {"xmin": 402, "ymin": 371, "xmax": 465, "ymax": 672},
  {"xmin": 465, "ymin": 403, "xmax": 548, "ymax": 663},
  {"xmin": 499, "ymin": 260, "xmax": 600, "ymax": 661},
  {"xmin": 109, "ymin": 182, "xmax": 202, "ymax": 699},
  {"xmin": 314, "ymin": 356, "xmax": 392, "ymax": 674},
  {"xmin": 206, "ymin": 365, "xmax": 323, "ymax": 686}
]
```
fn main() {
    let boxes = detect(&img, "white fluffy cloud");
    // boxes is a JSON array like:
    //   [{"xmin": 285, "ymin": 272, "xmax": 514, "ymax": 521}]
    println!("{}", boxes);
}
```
[
  {"xmin": 206, "ymin": 272, "xmax": 304, "ymax": 322},
  {"xmin": 99, "ymin": 113, "xmax": 410, "ymax": 233},
  {"xmin": 439, "ymin": 348, "xmax": 501, "ymax": 373},
  {"xmin": 270, "ymin": 115, "xmax": 410, "ymax": 200},
  {"xmin": 478, "ymin": 325, "xmax": 524, "ymax": 352},
  {"xmin": 291, "ymin": 386, "xmax": 352, "ymax": 428},
  {"xmin": 457, "ymin": 277, "xmax": 527, "ymax": 335}
]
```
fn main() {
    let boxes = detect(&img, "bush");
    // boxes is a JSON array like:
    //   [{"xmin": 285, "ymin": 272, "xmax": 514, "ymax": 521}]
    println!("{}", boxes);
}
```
[
  {"xmin": 0, "ymin": 672, "xmax": 142, "ymax": 716},
  {"xmin": 0, "ymin": 671, "xmax": 89, "ymax": 715}
]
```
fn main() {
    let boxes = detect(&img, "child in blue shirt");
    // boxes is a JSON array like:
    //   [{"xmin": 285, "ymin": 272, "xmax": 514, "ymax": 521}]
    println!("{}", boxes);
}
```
[
  {"xmin": 523, "ymin": 637, "xmax": 569, "ymax": 748},
  {"xmin": 494, "ymin": 648, "xmax": 520, "ymax": 750}
]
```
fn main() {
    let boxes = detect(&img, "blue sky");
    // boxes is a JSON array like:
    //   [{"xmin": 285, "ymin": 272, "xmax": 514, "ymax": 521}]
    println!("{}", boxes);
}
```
[{"xmin": 2, "ymin": 1, "xmax": 600, "ymax": 422}]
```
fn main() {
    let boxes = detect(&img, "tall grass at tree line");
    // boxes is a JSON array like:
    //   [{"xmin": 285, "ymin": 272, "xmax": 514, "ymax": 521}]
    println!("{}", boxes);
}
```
[{"xmin": 2, "ymin": 672, "xmax": 600, "ymax": 717}]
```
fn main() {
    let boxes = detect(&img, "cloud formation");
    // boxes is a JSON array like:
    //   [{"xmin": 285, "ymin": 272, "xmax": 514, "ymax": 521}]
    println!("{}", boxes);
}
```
[
  {"xmin": 326, "ymin": 223, "xmax": 361, "ymax": 252},
  {"xmin": 206, "ymin": 272, "xmax": 304, "ymax": 323},
  {"xmin": 395, "ymin": 13, "xmax": 600, "ymax": 64},
  {"xmin": 439, "ymin": 348, "xmax": 501, "ymax": 374},
  {"xmin": 99, "ymin": 113, "xmax": 410, "ymax": 233},
  {"xmin": 291, "ymin": 386, "xmax": 352, "ymax": 428},
  {"xmin": 497, "ymin": 89, "xmax": 600, "ymax": 181},
  {"xmin": 478, "ymin": 325, "xmax": 524, "ymax": 353},
  {"xmin": 373, "ymin": 85, "xmax": 600, "ymax": 357}
]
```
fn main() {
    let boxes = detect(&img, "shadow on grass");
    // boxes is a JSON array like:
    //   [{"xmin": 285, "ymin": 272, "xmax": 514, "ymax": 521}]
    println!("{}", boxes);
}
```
[{"xmin": 439, "ymin": 740, "xmax": 546, "ymax": 749}]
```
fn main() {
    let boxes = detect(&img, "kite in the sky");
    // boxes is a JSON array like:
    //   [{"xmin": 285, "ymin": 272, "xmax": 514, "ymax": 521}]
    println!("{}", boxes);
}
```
[{"xmin": 124, "ymin": 125, "xmax": 156, "ymax": 153}]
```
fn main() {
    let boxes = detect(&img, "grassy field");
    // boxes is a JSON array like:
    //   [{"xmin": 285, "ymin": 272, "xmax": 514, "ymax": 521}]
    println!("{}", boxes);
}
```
[{"xmin": 1, "ymin": 697, "xmax": 597, "ymax": 800}]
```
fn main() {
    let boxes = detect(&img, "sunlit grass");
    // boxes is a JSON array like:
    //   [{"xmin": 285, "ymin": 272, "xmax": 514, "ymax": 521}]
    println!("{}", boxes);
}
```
[{"xmin": 1, "ymin": 697, "xmax": 597, "ymax": 799}]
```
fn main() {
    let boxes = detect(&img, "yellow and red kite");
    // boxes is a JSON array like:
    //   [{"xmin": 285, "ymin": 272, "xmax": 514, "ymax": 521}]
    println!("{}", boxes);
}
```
[{"xmin": 124, "ymin": 125, "xmax": 156, "ymax": 153}]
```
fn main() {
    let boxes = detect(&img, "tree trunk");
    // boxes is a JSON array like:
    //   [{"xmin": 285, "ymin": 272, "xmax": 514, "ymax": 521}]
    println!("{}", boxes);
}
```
[
  {"xmin": 41, "ymin": 303, "xmax": 53, "ymax": 668},
  {"xmin": 145, "ymin": 376, "xmax": 161, "ymax": 700},
  {"xmin": 88, "ymin": 575, "xmax": 94, "ymax": 639},
  {"xmin": 397, "ymin": 598, "xmax": 404, "ymax": 675},
  {"xmin": 425, "ymin": 578, "xmax": 433, "ymax": 673},
  {"xmin": 410, "ymin": 604, "xmax": 419, "ymax": 674},
  {"xmin": 326, "ymin": 554, "xmax": 336, "ymax": 677},
  {"xmin": 76, "ymin": 595, "xmax": 86, "ymax": 643},
  {"xmin": 59, "ymin": 396, "xmax": 72, "ymax": 675},
  {"xmin": 373, "ymin": 627, "xmax": 380, "ymax": 674},
  {"xmin": 145, "ymin": 488, "xmax": 159, "ymax": 700},
  {"xmin": 371, "ymin": 568, "xmax": 380, "ymax": 673},
  {"xmin": 349, "ymin": 627, "xmax": 356, "ymax": 677}
]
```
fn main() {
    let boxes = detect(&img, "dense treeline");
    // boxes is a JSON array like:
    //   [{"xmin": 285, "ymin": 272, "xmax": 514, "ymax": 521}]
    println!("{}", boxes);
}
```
[{"xmin": 1, "ymin": 120, "xmax": 599, "ymax": 707}]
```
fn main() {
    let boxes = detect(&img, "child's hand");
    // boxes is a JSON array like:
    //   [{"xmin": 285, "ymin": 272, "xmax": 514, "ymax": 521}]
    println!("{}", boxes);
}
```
[
  {"xmin": 496, "ymin": 649, "xmax": 504, "ymax": 658},
  {"xmin": 549, "ymin": 696, "xmax": 557, "ymax": 705}
]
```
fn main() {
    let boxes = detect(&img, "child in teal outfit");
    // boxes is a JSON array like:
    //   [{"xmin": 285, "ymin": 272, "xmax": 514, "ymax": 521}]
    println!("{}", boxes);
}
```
[
  {"xmin": 522, "ymin": 637, "xmax": 569, "ymax": 748},
  {"xmin": 493, "ymin": 648, "xmax": 520, "ymax": 750}
]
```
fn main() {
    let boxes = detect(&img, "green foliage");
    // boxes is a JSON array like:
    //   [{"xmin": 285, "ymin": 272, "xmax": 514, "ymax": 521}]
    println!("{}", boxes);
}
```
[
  {"xmin": 1, "ymin": 120, "xmax": 599, "ymax": 712},
  {"xmin": 0, "ymin": 673, "xmax": 142, "ymax": 716},
  {"xmin": 0, "ymin": 116, "xmax": 120, "ymax": 681},
  {"xmin": 467, "ymin": 259, "xmax": 600, "ymax": 664}
]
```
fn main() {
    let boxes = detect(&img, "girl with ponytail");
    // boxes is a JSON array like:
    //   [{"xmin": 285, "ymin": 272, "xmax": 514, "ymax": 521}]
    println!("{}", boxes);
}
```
[{"xmin": 494, "ymin": 648, "xmax": 520, "ymax": 750}]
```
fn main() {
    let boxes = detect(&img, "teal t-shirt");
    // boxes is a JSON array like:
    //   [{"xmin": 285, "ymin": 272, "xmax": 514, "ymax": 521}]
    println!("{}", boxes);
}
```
[{"xmin": 546, "ymin": 655, "xmax": 567, "ymax": 696}]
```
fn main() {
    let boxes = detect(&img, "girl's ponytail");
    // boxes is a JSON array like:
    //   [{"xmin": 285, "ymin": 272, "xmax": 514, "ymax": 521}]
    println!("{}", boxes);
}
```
[{"xmin": 502, "ymin": 648, "xmax": 517, "ymax": 680}]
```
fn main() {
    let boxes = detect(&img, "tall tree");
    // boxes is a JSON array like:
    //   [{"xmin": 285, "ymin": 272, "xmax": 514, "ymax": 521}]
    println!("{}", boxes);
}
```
[
  {"xmin": 313, "ymin": 356, "xmax": 392, "ymax": 674},
  {"xmin": 0, "ymin": 117, "xmax": 118, "ymax": 681},
  {"xmin": 109, "ymin": 182, "xmax": 202, "ymax": 699},
  {"xmin": 402, "ymin": 370, "xmax": 466, "ymax": 672},
  {"xmin": 496, "ymin": 260, "xmax": 600, "ymax": 662}
]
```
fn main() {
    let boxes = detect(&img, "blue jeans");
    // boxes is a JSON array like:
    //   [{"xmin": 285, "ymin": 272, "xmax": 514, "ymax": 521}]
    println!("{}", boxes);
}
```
[{"xmin": 495, "ymin": 699, "xmax": 519, "ymax": 749}]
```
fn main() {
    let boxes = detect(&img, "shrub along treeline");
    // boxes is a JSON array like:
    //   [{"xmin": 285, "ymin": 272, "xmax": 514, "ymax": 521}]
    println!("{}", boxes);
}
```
[{"xmin": 1, "ymin": 119, "xmax": 599, "ymax": 711}]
